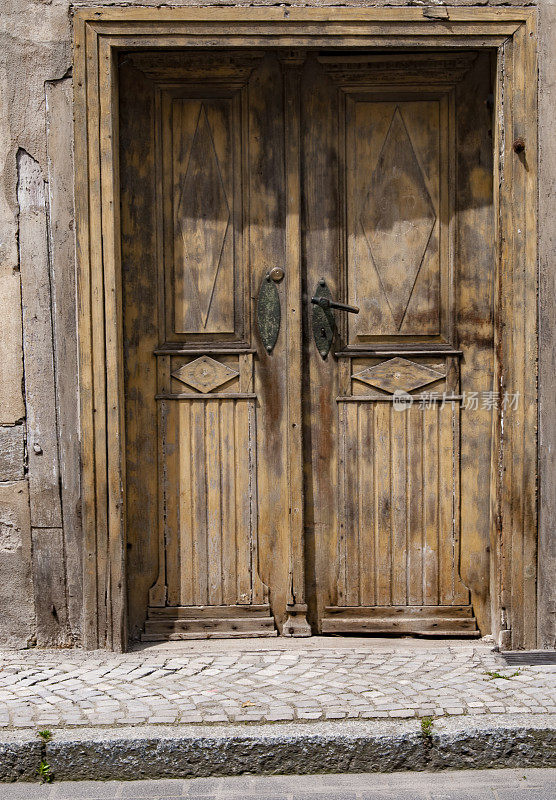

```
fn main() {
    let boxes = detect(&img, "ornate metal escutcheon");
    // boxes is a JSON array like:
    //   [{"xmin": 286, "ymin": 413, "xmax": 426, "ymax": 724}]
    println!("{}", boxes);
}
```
[
  {"xmin": 311, "ymin": 279, "xmax": 335, "ymax": 359},
  {"xmin": 257, "ymin": 272, "xmax": 281, "ymax": 354}
]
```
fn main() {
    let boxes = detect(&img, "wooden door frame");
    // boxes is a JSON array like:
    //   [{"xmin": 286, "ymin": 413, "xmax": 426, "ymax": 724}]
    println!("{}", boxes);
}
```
[{"xmin": 73, "ymin": 6, "xmax": 538, "ymax": 651}]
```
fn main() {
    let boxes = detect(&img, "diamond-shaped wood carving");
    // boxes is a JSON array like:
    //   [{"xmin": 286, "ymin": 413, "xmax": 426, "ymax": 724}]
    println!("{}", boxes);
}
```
[
  {"xmin": 360, "ymin": 107, "xmax": 437, "ymax": 330},
  {"xmin": 172, "ymin": 356, "xmax": 239, "ymax": 393},
  {"xmin": 353, "ymin": 357, "xmax": 445, "ymax": 394}
]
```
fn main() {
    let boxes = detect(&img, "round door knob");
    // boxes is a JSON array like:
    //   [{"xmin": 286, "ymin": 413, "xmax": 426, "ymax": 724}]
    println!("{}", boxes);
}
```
[{"xmin": 270, "ymin": 267, "xmax": 285, "ymax": 283}]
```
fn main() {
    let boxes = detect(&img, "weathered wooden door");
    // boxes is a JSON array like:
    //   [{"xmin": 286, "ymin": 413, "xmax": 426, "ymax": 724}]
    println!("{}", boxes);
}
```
[
  {"xmin": 120, "ymin": 50, "xmax": 494, "ymax": 641},
  {"xmin": 120, "ymin": 52, "xmax": 302, "ymax": 641},
  {"xmin": 302, "ymin": 53, "xmax": 494, "ymax": 636}
]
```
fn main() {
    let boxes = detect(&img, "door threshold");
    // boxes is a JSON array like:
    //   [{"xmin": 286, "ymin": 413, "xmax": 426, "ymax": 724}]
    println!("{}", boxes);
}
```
[
  {"xmin": 142, "ymin": 604, "xmax": 277, "ymax": 641},
  {"xmin": 321, "ymin": 605, "xmax": 479, "ymax": 636},
  {"xmin": 131, "ymin": 635, "xmax": 489, "ymax": 654}
]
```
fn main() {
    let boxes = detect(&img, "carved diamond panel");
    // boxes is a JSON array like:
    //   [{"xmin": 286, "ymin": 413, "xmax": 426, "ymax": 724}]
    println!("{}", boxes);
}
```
[
  {"xmin": 172, "ymin": 356, "xmax": 239, "ymax": 393},
  {"xmin": 176, "ymin": 104, "xmax": 231, "ymax": 330},
  {"xmin": 353, "ymin": 357, "xmax": 445, "ymax": 394},
  {"xmin": 360, "ymin": 107, "xmax": 437, "ymax": 330}
]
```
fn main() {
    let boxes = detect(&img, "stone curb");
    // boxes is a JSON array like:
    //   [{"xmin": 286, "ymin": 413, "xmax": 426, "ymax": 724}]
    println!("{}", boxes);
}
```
[{"xmin": 1, "ymin": 715, "xmax": 554, "ymax": 782}]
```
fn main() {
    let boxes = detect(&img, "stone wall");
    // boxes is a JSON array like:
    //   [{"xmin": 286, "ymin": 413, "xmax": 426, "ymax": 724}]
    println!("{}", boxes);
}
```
[{"xmin": 0, "ymin": 0, "xmax": 554, "ymax": 649}]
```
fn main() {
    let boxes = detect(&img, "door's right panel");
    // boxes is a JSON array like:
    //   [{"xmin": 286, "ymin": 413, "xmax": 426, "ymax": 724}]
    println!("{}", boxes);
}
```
[{"xmin": 303, "ymin": 54, "xmax": 494, "ymax": 637}]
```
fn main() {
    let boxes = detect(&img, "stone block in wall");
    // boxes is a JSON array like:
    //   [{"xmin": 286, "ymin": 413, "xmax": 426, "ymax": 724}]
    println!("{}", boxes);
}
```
[
  {"xmin": 0, "ymin": 425, "xmax": 25, "ymax": 482},
  {"xmin": 0, "ymin": 481, "xmax": 35, "ymax": 648},
  {"xmin": 0, "ymin": 272, "xmax": 25, "ymax": 425}
]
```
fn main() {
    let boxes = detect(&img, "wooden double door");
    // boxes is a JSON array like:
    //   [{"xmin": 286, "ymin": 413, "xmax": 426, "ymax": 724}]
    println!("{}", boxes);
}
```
[{"xmin": 120, "ymin": 50, "xmax": 495, "ymax": 641}]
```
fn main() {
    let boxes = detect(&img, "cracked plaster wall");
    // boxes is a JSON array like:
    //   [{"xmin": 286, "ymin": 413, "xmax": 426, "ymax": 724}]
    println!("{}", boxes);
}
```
[{"xmin": 0, "ymin": 0, "xmax": 554, "ymax": 649}]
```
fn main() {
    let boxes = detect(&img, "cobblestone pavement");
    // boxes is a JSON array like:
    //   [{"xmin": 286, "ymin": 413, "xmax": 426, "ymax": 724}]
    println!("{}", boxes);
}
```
[
  {"xmin": 2, "ymin": 769, "xmax": 555, "ymax": 799},
  {"xmin": 0, "ymin": 640, "xmax": 554, "ymax": 729}
]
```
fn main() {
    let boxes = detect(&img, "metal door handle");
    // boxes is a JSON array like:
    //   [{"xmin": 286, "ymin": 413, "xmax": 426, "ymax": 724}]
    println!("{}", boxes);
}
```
[
  {"xmin": 311, "ymin": 279, "xmax": 359, "ymax": 360},
  {"xmin": 310, "ymin": 296, "xmax": 360, "ymax": 314}
]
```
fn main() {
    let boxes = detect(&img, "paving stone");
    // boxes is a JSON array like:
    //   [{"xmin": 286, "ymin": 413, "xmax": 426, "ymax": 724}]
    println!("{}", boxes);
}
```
[{"xmin": 0, "ymin": 645, "xmax": 552, "ymax": 730}]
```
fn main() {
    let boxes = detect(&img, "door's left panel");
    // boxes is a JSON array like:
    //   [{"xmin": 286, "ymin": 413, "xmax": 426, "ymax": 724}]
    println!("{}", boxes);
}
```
[{"xmin": 119, "ymin": 52, "xmax": 276, "ymax": 641}]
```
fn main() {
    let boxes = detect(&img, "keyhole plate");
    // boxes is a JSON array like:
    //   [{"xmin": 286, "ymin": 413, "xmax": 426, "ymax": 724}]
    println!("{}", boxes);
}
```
[
  {"xmin": 257, "ymin": 273, "xmax": 281, "ymax": 354},
  {"xmin": 312, "ymin": 279, "xmax": 335, "ymax": 359}
]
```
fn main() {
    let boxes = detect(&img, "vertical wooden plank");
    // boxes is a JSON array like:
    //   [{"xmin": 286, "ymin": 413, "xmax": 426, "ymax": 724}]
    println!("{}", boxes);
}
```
[
  {"xmin": 338, "ymin": 359, "xmax": 351, "ymax": 397},
  {"xmin": 375, "ymin": 403, "xmax": 392, "ymax": 606},
  {"xmin": 164, "ymin": 400, "xmax": 180, "ymax": 605},
  {"xmin": 120, "ymin": 58, "xmax": 161, "ymax": 636},
  {"xmin": 239, "ymin": 353, "xmax": 252, "ymax": 393},
  {"xmin": 74, "ymin": 14, "xmax": 97, "ymax": 648},
  {"xmin": 301, "ymin": 57, "xmax": 342, "ymax": 627},
  {"xmin": 452, "ymin": 403, "xmax": 469, "ymax": 604},
  {"xmin": 391, "ymin": 404, "xmax": 407, "ymax": 606},
  {"xmin": 439, "ymin": 402, "xmax": 456, "ymax": 605},
  {"xmin": 490, "ymin": 40, "xmax": 508, "ymax": 647},
  {"xmin": 235, "ymin": 400, "xmax": 252, "ymax": 604},
  {"xmin": 537, "ymin": 3, "xmax": 556, "ymax": 650},
  {"xmin": 281, "ymin": 55, "xmax": 310, "ymax": 635},
  {"xmin": 337, "ymin": 403, "xmax": 348, "ymax": 606},
  {"xmin": 162, "ymin": 89, "xmax": 175, "ymax": 340},
  {"xmin": 494, "ymin": 26, "xmax": 537, "ymax": 649},
  {"xmin": 423, "ymin": 404, "xmax": 439, "ymax": 604},
  {"xmin": 407, "ymin": 405, "xmax": 424, "ymax": 605},
  {"xmin": 17, "ymin": 150, "xmax": 63, "ymax": 530},
  {"xmin": 249, "ymin": 400, "xmax": 265, "ymax": 604},
  {"xmin": 206, "ymin": 401, "xmax": 223, "ymax": 605},
  {"xmin": 17, "ymin": 140, "xmax": 67, "ymax": 638},
  {"xmin": 493, "ymin": 26, "xmax": 540, "ymax": 649},
  {"xmin": 220, "ymin": 400, "xmax": 237, "ymax": 605},
  {"xmin": 45, "ymin": 76, "xmax": 83, "ymax": 640},
  {"xmin": 85, "ymin": 23, "xmax": 108, "ymax": 646},
  {"xmin": 191, "ymin": 401, "xmax": 208, "ymax": 604},
  {"xmin": 250, "ymin": 54, "xmax": 289, "ymax": 628},
  {"xmin": 172, "ymin": 98, "xmax": 200, "ymax": 334},
  {"xmin": 31, "ymin": 528, "xmax": 71, "ymax": 647},
  {"xmin": 238, "ymin": 84, "xmax": 250, "ymax": 346},
  {"xmin": 149, "ymin": 358, "xmax": 169, "ymax": 608},
  {"xmin": 179, "ymin": 401, "xmax": 193, "ymax": 605},
  {"xmin": 99, "ymin": 36, "xmax": 127, "ymax": 649},
  {"xmin": 510, "ymin": 24, "xmax": 528, "ymax": 649},
  {"xmin": 520, "ymin": 16, "xmax": 539, "ymax": 650},
  {"xmin": 499, "ymin": 17, "xmax": 538, "ymax": 650},
  {"xmin": 358, "ymin": 404, "xmax": 375, "ymax": 606},
  {"xmin": 344, "ymin": 403, "xmax": 360, "ymax": 606}
]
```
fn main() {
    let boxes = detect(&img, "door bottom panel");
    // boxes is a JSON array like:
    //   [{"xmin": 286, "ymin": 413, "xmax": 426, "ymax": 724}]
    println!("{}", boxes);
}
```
[
  {"xmin": 142, "ymin": 604, "xmax": 277, "ymax": 641},
  {"xmin": 321, "ymin": 605, "xmax": 479, "ymax": 636}
]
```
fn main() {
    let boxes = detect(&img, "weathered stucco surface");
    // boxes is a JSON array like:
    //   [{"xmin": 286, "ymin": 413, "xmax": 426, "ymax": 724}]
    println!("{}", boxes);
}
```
[{"xmin": 0, "ymin": 0, "xmax": 554, "ymax": 649}]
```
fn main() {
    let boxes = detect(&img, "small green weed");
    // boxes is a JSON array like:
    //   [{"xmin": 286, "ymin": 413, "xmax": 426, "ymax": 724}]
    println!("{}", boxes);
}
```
[
  {"xmin": 485, "ymin": 669, "xmax": 521, "ymax": 680},
  {"xmin": 37, "ymin": 760, "xmax": 52, "ymax": 783},
  {"xmin": 420, "ymin": 716, "xmax": 434, "ymax": 737},
  {"xmin": 37, "ymin": 729, "xmax": 52, "ymax": 742}
]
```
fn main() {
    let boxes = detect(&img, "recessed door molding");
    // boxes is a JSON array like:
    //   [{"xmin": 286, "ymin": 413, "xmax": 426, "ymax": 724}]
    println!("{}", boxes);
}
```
[{"xmin": 74, "ymin": 6, "xmax": 538, "ymax": 651}]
